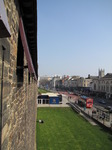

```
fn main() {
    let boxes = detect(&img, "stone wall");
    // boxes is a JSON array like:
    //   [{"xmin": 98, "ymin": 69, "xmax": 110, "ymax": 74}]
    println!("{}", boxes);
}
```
[{"xmin": 0, "ymin": 0, "xmax": 37, "ymax": 150}]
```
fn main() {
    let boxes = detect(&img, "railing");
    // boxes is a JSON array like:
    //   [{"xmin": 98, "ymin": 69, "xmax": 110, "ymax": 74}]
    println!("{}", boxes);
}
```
[{"xmin": 69, "ymin": 102, "xmax": 81, "ymax": 113}]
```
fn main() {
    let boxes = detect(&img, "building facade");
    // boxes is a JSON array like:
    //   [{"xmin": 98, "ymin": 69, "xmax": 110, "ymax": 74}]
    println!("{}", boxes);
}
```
[
  {"xmin": 93, "ymin": 73, "xmax": 112, "ymax": 98},
  {"xmin": 0, "ymin": 0, "xmax": 38, "ymax": 150},
  {"xmin": 51, "ymin": 76, "xmax": 61, "ymax": 89},
  {"xmin": 55, "ymin": 75, "xmax": 92, "ymax": 90}
]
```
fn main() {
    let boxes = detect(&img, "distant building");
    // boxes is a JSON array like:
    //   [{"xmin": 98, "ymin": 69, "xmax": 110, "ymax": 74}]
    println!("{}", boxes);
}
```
[
  {"xmin": 38, "ymin": 76, "xmax": 52, "ymax": 89},
  {"xmin": 51, "ymin": 76, "xmax": 61, "ymax": 88},
  {"xmin": 69, "ymin": 76, "xmax": 80, "ymax": 88},
  {"xmin": 92, "ymin": 70, "xmax": 112, "ymax": 98},
  {"xmin": 60, "ymin": 75, "xmax": 92, "ymax": 89},
  {"xmin": 62, "ymin": 75, "xmax": 69, "ymax": 87},
  {"xmin": 98, "ymin": 69, "xmax": 105, "ymax": 78},
  {"xmin": 77, "ymin": 77, "xmax": 92, "ymax": 89}
]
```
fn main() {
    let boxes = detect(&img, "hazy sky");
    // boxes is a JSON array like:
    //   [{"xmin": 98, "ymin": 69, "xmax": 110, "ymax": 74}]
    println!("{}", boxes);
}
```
[{"xmin": 37, "ymin": 0, "xmax": 112, "ymax": 77}]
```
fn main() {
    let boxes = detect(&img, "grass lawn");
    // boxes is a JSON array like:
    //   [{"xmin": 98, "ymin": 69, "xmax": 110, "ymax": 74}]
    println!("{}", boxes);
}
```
[
  {"xmin": 38, "ymin": 88, "xmax": 50, "ymax": 94},
  {"xmin": 36, "ymin": 107, "xmax": 112, "ymax": 150}
]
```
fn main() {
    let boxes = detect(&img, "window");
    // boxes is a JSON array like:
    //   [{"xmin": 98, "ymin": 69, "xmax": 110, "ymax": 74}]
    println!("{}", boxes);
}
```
[
  {"xmin": 28, "ymin": 72, "xmax": 30, "ymax": 84},
  {"xmin": 104, "ymin": 86, "xmax": 105, "ymax": 91},
  {"xmin": 110, "ymin": 86, "xmax": 112, "ymax": 93},
  {"xmin": 94, "ymin": 84, "xmax": 96, "ymax": 90},
  {"xmin": 43, "ymin": 99, "xmax": 45, "ymax": 104},
  {"xmin": 16, "ymin": 32, "xmax": 24, "ymax": 87},
  {"xmin": 38, "ymin": 100, "xmax": 41, "ymax": 104},
  {"xmin": 46, "ymin": 100, "xmax": 49, "ymax": 104},
  {"xmin": 106, "ymin": 86, "xmax": 109, "ymax": 92},
  {"xmin": 106, "ymin": 81, "xmax": 109, "ymax": 84}
]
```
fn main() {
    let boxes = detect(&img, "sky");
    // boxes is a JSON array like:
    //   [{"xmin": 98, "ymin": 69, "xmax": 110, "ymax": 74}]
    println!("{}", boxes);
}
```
[{"xmin": 37, "ymin": 0, "xmax": 112, "ymax": 77}]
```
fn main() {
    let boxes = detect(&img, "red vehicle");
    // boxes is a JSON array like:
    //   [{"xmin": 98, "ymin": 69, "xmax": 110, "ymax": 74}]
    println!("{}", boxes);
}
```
[{"xmin": 78, "ymin": 95, "xmax": 93, "ymax": 108}]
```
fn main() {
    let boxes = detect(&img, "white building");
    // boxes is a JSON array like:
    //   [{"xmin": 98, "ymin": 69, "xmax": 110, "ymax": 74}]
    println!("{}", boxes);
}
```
[{"xmin": 51, "ymin": 76, "xmax": 62, "ymax": 88}]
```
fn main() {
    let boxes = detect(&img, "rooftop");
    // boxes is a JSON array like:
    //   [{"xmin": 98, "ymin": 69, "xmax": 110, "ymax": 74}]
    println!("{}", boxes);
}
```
[
  {"xmin": 41, "ymin": 92, "xmax": 59, "ymax": 97},
  {"xmin": 103, "ymin": 73, "xmax": 112, "ymax": 79}
]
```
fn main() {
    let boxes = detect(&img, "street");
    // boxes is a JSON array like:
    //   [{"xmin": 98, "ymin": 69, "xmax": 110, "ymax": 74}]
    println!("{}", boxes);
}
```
[{"xmin": 59, "ymin": 91, "xmax": 112, "ymax": 128}]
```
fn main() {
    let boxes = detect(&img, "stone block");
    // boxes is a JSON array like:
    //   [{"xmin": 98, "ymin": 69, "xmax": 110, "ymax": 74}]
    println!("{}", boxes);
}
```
[{"xmin": 2, "ymin": 123, "xmax": 8, "ymax": 144}]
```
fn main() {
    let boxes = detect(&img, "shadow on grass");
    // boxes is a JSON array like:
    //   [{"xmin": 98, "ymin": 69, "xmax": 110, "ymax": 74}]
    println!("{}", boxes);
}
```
[
  {"xmin": 71, "ymin": 107, "xmax": 91, "ymax": 124},
  {"xmin": 108, "ymin": 136, "xmax": 112, "ymax": 141},
  {"xmin": 99, "ymin": 127, "xmax": 112, "ymax": 135}
]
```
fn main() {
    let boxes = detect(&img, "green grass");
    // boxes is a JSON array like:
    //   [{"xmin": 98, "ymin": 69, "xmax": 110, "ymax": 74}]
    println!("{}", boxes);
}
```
[
  {"xmin": 36, "ymin": 107, "xmax": 112, "ymax": 150},
  {"xmin": 38, "ymin": 88, "xmax": 50, "ymax": 94}
]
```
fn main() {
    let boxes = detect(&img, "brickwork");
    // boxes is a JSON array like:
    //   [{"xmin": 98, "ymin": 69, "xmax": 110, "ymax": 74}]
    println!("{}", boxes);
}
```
[{"xmin": 0, "ymin": 0, "xmax": 37, "ymax": 150}]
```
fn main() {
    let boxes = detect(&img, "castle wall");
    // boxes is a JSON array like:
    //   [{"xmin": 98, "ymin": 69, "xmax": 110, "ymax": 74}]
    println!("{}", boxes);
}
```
[{"xmin": 0, "ymin": 1, "xmax": 37, "ymax": 149}]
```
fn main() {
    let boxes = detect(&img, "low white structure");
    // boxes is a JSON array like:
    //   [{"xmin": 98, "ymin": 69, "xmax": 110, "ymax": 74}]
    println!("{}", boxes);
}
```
[{"xmin": 37, "ymin": 92, "xmax": 60, "ymax": 104}]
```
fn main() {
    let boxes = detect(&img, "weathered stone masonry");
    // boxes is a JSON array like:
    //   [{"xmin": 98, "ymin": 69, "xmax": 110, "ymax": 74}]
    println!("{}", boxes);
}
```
[{"xmin": 0, "ymin": 0, "xmax": 37, "ymax": 150}]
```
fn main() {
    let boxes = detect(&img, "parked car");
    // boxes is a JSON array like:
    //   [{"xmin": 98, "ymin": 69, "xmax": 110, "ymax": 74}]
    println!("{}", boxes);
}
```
[
  {"xmin": 109, "ymin": 109, "xmax": 112, "ymax": 113},
  {"xmin": 105, "ymin": 106, "xmax": 112, "ymax": 113},
  {"xmin": 68, "ymin": 91, "xmax": 73, "ymax": 95},
  {"xmin": 98, "ymin": 99, "xmax": 106, "ymax": 104}
]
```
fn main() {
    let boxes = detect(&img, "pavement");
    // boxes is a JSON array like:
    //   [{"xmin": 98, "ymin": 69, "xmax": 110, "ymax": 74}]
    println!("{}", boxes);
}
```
[
  {"xmin": 82, "ymin": 107, "xmax": 111, "ymax": 128},
  {"xmin": 80, "ymin": 113, "xmax": 97, "ymax": 126},
  {"xmin": 37, "ymin": 104, "xmax": 69, "ymax": 107}
]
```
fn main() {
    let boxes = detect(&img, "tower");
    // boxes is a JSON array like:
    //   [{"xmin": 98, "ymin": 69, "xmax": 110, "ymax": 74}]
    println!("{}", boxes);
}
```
[{"xmin": 99, "ymin": 69, "xmax": 105, "ymax": 78}]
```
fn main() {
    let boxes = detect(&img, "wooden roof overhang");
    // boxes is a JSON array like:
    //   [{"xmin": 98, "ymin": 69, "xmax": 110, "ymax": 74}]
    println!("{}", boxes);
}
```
[{"xmin": 19, "ymin": 0, "xmax": 38, "ymax": 80}]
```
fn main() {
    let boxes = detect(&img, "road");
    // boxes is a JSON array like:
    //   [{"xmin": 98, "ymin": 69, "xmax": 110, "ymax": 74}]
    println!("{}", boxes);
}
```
[
  {"xmin": 58, "ymin": 91, "xmax": 112, "ymax": 128},
  {"xmin": 58, "ymin": 91, "xmax": 112, "ymax": 108},
  {"xmin": 93, "ymin": 97, "xmax": 112, "ymax": 108}
]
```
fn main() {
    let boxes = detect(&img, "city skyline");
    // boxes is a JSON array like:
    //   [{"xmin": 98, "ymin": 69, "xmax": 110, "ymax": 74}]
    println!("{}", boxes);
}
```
[
  {"xmin": 39, "ymin": 68, "xmax": 107, "ymax": 78},
  {"xmin": 38, "ymin": 0, "xmax": 112, "ymax": 77}
]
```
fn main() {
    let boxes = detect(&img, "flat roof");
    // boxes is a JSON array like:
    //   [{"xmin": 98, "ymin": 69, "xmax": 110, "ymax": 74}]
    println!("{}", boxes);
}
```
[{"xmin": 41, "ymin": 93, "xmax": 59, "ymax": 97}]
